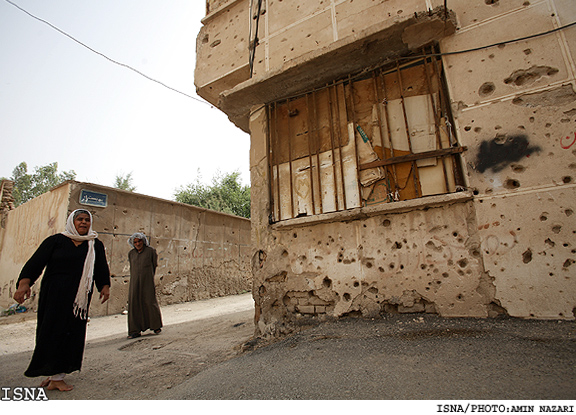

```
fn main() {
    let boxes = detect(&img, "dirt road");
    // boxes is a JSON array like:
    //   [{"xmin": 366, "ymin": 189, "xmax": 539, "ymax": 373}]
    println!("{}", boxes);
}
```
[{"xmin": 0, "ymin": 293, "xmax": 255, "ymax": 399}]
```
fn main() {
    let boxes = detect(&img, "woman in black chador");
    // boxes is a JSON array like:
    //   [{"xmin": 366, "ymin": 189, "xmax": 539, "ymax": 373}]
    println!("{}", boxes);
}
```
[{"xmin": 14, "ymin": 209, "xmax": 110, "ymax": 392}]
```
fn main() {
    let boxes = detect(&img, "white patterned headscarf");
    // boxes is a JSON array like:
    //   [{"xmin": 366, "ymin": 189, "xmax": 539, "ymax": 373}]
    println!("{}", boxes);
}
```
[
  {"xmin": 61, "ymin": 209, "xmax": 98, "ymax": 320},
  {"xmin": 128, "ymin": 232, "xmax": 149, "ymax": 248}
]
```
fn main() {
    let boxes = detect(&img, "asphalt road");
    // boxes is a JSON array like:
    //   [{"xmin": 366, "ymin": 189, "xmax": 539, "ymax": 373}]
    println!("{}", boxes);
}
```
[{"xmin": 161, "ymin": 313, "xmax": 576, "ymax": 400}]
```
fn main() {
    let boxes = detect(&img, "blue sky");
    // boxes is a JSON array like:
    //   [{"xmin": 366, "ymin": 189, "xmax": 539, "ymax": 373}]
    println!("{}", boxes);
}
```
[{"xmin": 0, "ymin": 0, "xmax": 250, "ymax": 201}]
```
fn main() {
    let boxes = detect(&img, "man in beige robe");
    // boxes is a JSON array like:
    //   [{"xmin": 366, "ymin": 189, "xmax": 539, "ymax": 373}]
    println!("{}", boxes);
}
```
[{"xmin": 127, "ymin": 232, "xmax": 163, "ymax": 339}]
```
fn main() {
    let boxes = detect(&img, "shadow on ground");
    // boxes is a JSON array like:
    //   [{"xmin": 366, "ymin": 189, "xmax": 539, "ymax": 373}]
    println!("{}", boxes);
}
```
[{"xmin": 161, "ymin": 314, "xmax": 576, "ymax": 400}]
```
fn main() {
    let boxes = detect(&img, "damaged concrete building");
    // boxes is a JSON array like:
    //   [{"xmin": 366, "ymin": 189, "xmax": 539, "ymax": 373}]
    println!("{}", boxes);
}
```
[
  {"xmin": 195, "ymin": 0, "xmax": 576, "ymax": 337},
  {"xmin": 0, "ymin": 180, "xmax": 251, "ymax": 317}
]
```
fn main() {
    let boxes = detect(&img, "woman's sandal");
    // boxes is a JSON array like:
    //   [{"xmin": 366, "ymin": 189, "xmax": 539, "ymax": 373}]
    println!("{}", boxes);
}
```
[
  {"xmin": 127, "ymin": 333, "xmax": 141, "ymax": 339},
  {"xmin": 154, "ymin": 329, "xmax": 162, "ymax": 335}
]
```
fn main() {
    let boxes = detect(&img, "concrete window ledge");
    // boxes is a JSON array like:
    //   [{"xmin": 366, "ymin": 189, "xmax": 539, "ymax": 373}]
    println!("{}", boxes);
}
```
[{"xmin": 271, "ymin": 191, "xmax": 474, "ymax": 230}]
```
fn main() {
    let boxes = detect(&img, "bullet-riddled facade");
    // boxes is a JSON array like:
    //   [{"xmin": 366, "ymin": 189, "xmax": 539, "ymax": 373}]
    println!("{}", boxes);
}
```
[{"xmin": 196, "ymin": 0, "xmax": 576, "ymax": 337}]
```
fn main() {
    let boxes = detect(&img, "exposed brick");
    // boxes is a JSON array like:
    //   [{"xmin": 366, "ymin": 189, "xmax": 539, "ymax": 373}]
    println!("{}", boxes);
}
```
[
  {"xmin": 297, "ymin": 305, "xmax": 315, "ymax": 314},
  {"xmin": 308, "ymin": 295, "xmax": 330, "ymax": 306}
]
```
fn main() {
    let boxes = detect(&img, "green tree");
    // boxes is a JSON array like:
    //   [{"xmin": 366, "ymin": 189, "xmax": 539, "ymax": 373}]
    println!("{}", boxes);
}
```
[
  {"xmin": 11, "ymin": 162, "xmax": 76, "ymax": 206},
  {"xmin": 114, "ymin": 172, "xmax": 136, "ymax": 192},
  {"xmin": 174, "ymin": 170, "xmax": 250, "ymax": 218}
]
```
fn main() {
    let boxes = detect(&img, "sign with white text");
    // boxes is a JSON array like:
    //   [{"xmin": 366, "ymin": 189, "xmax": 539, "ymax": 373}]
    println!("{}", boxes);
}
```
[{"xmin": 79, "ymin": 189, "xmax": 108, "ymax": 208}]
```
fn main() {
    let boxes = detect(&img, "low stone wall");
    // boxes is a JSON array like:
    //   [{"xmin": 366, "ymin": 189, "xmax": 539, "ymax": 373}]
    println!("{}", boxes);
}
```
[
  {"xmin": 0, "ymin": 181, "xmax": 252, "ymax": 318},
  {"xmin": 0, "ymin": 183, "xmax": 71, "ymax": 312}
]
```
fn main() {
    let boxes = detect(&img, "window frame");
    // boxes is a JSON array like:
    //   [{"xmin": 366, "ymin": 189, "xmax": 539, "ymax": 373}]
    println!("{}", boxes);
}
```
[{"xmin": 266, "ymin": 48, "xmax": 467, "ymax": 224}]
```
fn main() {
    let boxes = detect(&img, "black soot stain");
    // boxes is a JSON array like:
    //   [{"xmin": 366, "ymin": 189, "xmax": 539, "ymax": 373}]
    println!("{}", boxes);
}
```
[{"xmin": 475, "ymin": 135, "xmax": 541, "ymax": 173}]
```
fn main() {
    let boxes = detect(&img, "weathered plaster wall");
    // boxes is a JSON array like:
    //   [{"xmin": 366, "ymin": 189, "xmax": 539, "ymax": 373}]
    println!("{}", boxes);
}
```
[
  {"xmin": 0, "ymin": 181, "xmax": 252, "ymax": 317},
  {"xmin": 440, "ymin": 0, "xmax": 576, "ymax": 319},
  {"xmin": 198, "ymin": 0, "xmax": 576, "ymax": 337},
  {"xmin": 197, "ymin": 0, "xmax": 458, "ymax": 131},
  {"xmin": 252, "ymin": 200, "xmax": 497, "ymax": 336},
  {"xmin": 196, "ymin": 0, "xmax": 251, "ymax": 106},
  {"xmin": 250, "ymin": 103, "xmax": 494, "ymax": 338},
  {"xmin": 68, "ymin": 182, "xmax": 252, "ymax": 317},
  {"xmin": 0, "ymin": 183, "xmax": 71, "ymax": 310}
]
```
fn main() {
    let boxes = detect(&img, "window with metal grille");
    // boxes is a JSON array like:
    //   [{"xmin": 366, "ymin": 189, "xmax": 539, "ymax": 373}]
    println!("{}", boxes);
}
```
[{"xmin": 266, "ymin": 52, "xmax": 466, "ymax": 222}]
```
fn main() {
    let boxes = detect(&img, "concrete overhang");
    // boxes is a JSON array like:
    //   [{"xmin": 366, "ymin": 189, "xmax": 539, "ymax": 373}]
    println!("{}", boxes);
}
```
[{"xmin": 206, "ymin": 7, "xmax": 456, "ymax": 133}]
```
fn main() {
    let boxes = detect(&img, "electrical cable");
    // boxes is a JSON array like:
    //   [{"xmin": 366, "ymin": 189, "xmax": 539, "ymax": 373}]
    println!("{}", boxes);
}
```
[
  {"xmin": 249, "ymin": 0, "xmax": 263, "ymax": 78},
  {"xmin": 263, "ymin": 18, "xmax": 576, "ymax": 106},
  {"xmin": 403, "ymin": 20, "xmax": 576, "ymax": 60},
  {"xmin": 9, "ymin": 0, "xmax": 574, "ymax": 107},
  {"xmin": 4, "ymin": 0, "xmax": 212, "ymax": 106}
]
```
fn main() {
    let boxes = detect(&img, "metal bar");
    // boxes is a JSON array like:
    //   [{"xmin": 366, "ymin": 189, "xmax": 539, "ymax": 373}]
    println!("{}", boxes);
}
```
[
  {"xmin": 396, "ymin": 60, "xmax": 421, "ymax": 198},
  {"xmin": 422, "ymin": 52, "xmax": 442, "ymax": 143},
  {"xmin": 359, "ymin": 146, "xmax": 467, "ymax": 170},
  {"xmin": 347, "ymin": 75, "xmax": 362, "ymax": 207},
  {"xmin": 327, "ymin": 83, "xmax": 340, "ymax": 211},
  {"xmin": 431, "ymin": 46, "xmax": 454, "ymax": 147},
  {"xmin": 305, "ymin": 94, "xmax": 317, "ymax": 215},
  {"xmin": 371, "ymin": 71, "xmax": 391, "ymax": 201},
  {"xmin": 273, "ymin": 102, "xmax": 281, "ymax": 221},
  {"xmin": 432, "ymin": 47, "xmax": 465, "ymax": 187},
  {"xmin": 286, "ymin": 99, "xmax": 296, "ymax": 218},
  {"xmin": 422, "ymin": 47, "xmax": 450, "ymax": 193},
  {"xmin": 334, "ymin": 82, "xmax": 348, "ymax": 210},
  {"xmin": 379, "ymin": 68, "xmax": 400, "ymax": 196},
  {"xmin": 249, "ymin": 0, "xmax": 263, "ymax": 78},
  {"xmin": 266, "ymin": 104, "xmax": 275, "ymax": 222},
  {"xmin": 311, "ymin": 90, "xmax": 323, "ymax": 214}
]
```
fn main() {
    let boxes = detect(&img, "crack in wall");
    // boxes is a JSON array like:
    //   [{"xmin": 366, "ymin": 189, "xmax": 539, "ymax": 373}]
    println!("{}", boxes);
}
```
[{"xmin": 190, "ymin": 211, "xmax": 204, "ymax": 260}]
